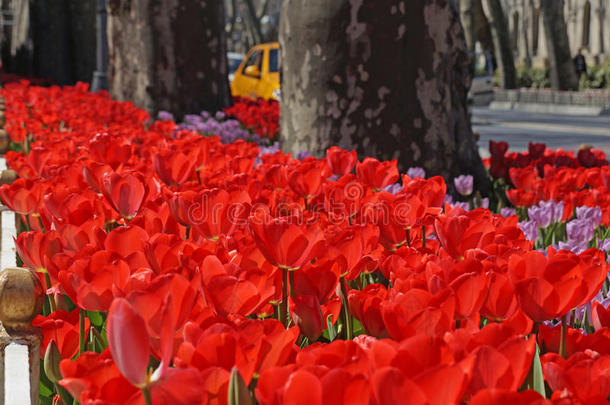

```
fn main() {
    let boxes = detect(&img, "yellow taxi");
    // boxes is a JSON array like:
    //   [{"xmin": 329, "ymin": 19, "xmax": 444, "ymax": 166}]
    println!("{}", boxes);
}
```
[{"xmin": 230, "ymin": 42, "xmax": 280, "ymax": 101}]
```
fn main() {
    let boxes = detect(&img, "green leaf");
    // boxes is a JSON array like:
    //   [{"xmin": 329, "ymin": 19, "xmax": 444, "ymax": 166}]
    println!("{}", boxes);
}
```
[
  {"xmin": 86, "ymin": 310, "xmax": 104, "ymax": 328},
  {"xmin": 39, "ymin": 381, "xmax": 53, "ymax": 397},
  {"xmin": 326, "ymin": 314, "xmax": 337, "ymax": 341},
  {"xmin": 532, "ymin": 342, "xmax": 546, "ymax": 398}
]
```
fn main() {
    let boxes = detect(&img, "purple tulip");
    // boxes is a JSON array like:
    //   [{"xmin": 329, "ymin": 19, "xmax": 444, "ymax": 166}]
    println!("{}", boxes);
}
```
[
  {"xmin": 406, "ymin": 167, "xmax": 426, "ymax": 179},
  {"xmin": 500, "ymin": 207, "xmax": 517, "ymax": 218},
  {"xmin": 452, "ymin": 201, "xmax": 470, "ymax": 211},
  {"xmin": 454, "ymin": 175, "xmax": 473, "ymax": 196},
  {"xmin": 566, "ymin": 219, "xmax": 595, "ymax": 244},
  {"xmin": 158, "ymin": 110, "xmax": 174, "ymax": 121},
  {"xmin": 296, "ymin": 150, "xmax": 312, "ymax": 160},
  {"xmin": 556, "ymin": 239, "xmax": 588, "ymax": 254},
  {"xmin": 519, "ymin": 220, "xmax": 539, "ymax": 242},
  {"xmin": 527, "ymin": 200, "xmax": 563, "ymax": 228},
  {"xmin": 383, "ymin": 183, "xmax": 403, "ymax": 195},
  {"xmin": 477, "ymin": 198, "xmax": 489, "ymax": 209},
  {"xmin": 576, "ymin": 206, "xmax": 602, "ymax": 228},
  {"xmin": 600, "ymin": 239, "xmax": 610, "ymax": 253}
]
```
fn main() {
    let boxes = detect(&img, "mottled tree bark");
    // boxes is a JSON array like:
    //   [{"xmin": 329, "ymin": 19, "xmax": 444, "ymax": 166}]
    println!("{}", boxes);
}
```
[
  {"xmin": 481, "ymin": 0, "xmax": 517, "ymax": 89},
  {"xmin": 540, "ymin": 0, "xmax": 578, "ymax": 91},
  {"xmin": 460, "ymin": 0, "xmax": 476, "ymax": 53},
  {"xmin": 280, "ymin": 0, "xmax": 489, "ymax": 192},
  {"xmin": 107, "ymin": 0, "xmax": 232, "ymax": 118}
]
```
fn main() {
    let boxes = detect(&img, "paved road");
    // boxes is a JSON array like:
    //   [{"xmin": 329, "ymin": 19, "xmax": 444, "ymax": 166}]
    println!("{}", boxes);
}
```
[{"xmin": 472, "ymin": 107, "xmax": 610, "ymax": 158}]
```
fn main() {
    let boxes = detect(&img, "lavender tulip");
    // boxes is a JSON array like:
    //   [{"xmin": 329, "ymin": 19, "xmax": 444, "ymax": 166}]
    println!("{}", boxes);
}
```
[
  {"xmin": 406, "ymin": 167, "xmax": 426, "ymax": 179},
  {"xmin": 519, "ymin": 220, "xmax": 539, "ymax": 242},
  {"xmin": 500, "ymin": 207, "xmax": 517, "ymax": 218},
  {"xmin": 158, "ymin": 110, "xmax": 174, "ymax": 121},
  {"xmin": 566, "ymin": 219, "xmax": 595, "ymax": 244},
  {"xmin": 576, "ymin": 206, "xmax": 602, "ymax": 228},
  {"xmin": 454, "ymin": 175, "xmax": 473, "ymax": 196},
  {"xmin": 528, "ymin": 200, "xmax": 564, "ymax": 228}
]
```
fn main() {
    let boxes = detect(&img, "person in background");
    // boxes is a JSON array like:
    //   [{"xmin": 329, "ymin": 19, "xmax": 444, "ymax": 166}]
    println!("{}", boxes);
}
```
[{"xmin": 573, "ymin": 48, "xmax": 588, "ymax": 82}]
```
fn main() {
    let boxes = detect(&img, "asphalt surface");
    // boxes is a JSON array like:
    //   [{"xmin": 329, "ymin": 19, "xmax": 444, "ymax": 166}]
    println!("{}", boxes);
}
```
[{"xmin": 472, "ymin": 107, "xmax": 610, "ymax": 158}]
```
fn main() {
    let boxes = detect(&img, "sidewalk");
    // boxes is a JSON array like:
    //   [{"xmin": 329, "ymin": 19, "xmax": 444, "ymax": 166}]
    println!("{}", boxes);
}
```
[{"xmin": 490, "ymin": 88, "xmax": 610, "ymax": 116}]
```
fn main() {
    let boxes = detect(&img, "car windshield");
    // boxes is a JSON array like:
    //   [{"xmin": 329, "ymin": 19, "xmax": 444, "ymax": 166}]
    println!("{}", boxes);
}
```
[
  {"xmin": 228, "ymin": 56, "xmax": 243, "ymax": 74},
  {"xmin": 268, "ymin": 49, "xmax": 279, "ymax": 73}
]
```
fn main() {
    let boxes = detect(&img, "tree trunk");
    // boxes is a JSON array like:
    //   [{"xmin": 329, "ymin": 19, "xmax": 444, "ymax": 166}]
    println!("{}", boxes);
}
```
[
  {"xmin": 66, "ymin": 0, "xmax": 96, "ymax": 83},
  {"xmin": 540, "ymin": 0, "xmax": 578, "ymax": 90},
  {"xmin": 279, "ymin": 0, "xmax": 489, "ymax": 193},
  {"xmin": 459, "ymin": 0, "xmax": 476, "ymax": 54},
  {"xmin": 107, "ymin": 0, "xmax": 232, "ymax": 118},
  {"xmin": 481, "ymin": 0, "xmax": 517, "ymax": 89},
  {"xmin": 30, "ymin": 0, "xmax": 73, "ymax": 85}
]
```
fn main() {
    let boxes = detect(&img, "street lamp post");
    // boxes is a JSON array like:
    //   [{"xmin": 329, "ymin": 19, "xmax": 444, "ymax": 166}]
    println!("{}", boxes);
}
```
[{"xmin": 91, "ymin": 0, "xmax": 108, "ymax": 92}]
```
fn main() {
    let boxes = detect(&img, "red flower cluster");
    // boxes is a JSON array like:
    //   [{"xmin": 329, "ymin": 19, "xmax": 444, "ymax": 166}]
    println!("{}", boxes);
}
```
[
  {"xmin": 224, "ymin": 96, "xmax": 279, "ymax": 139},
  {"xmin": 1, "ymin": 81, "xmax": 609, "ymax": 405}
]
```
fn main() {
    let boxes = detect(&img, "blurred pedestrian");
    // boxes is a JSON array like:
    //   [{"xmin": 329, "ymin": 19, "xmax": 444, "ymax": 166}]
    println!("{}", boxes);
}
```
[{"xmin": 573, "ymin": 48, "xmax": 587, "ymax": 81}]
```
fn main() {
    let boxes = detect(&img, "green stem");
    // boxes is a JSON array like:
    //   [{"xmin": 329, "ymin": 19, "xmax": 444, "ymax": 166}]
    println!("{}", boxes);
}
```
[
  {"xmin": 44, "ymin": 272, "xmax": 56, "ymax": 312},
  {"xmin": 289, "ymin": 270, "xmax": 295, "ymax": 298},
  {"xmin": 559, "ymin": 314, "xmax": 567, "ymax": 358},
  {"xmin": 54, "ymin": 382, "xmax": 73, "ymax": 405},
  {"xmin": 142, "ymin": 386, "xmax": 153, "ymax": 405},
  {"xmin": 79, "ymin": 309, "xmax": 86, "ymax": 354},
  {"xmin": 36, "ymin": 215, "xmax": 46, "ymax": 233},
  {"xmin": 422, "ymin": 226, "xmax": 426, "ymax": 249},
  {"xmin": 185, "ymin": 226, "xmax": 190, "ymax": 240},
  {"xmin": 405, "ymin": 229, "xmax": 411, "ymax": 247},
  {"xmin": 280, "ymin": 268, "xmax": 288, "ymax": 328},
  {"xmin": 339, "ymin": 277, "xmax": 353, "ymax": 340},
  {"xmin": 24, "ymin": 214, "xmax": 31, "ymax": 232}
]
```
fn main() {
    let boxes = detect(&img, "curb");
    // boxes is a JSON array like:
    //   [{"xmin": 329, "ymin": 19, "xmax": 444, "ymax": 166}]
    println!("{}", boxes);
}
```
[{"xmin": 489, "ymin": 101, "xmax": 609, "ymax": 116}]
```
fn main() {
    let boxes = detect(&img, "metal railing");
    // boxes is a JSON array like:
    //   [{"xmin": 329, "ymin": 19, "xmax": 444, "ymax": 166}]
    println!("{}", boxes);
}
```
[{"xmin": 494, "ymin": 88, "xmax": 610, "ymax": 109}]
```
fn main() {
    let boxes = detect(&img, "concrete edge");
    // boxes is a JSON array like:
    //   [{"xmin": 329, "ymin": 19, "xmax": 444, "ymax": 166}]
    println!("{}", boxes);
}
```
[{"xmin": 489, "ymin": 101, "xmax": 608, "ymax": 116}]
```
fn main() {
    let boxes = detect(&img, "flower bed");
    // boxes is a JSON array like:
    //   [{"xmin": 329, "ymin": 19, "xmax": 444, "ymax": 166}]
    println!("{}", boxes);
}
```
[{"xmin": 1, "ymin": 81, "xmax": 609, "ymax": 404}]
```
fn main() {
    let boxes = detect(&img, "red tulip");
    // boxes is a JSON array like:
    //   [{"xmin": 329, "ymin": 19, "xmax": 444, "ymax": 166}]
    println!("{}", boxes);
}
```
[
  {"xmin": 33, "ymin": 309, "xmax": 89, "ymax": 359},
  {"xmin": 469, "ymin": 389, "xmax": 550, "ymax": 405},
  {"xmin": 288, "ymin": 160, "xmax": 329, "ymax": 201},
  {"xmin": 348, "ymin": 284, "xmax": 389, "ymax": 338},
  {"xmin": 356, "ymin": 157, "xmax": 399, "ymax": 190},
  {"xmin": 542, "ymin": 351, "xmax": 610, "ymax": 404},
  {"xmin": 107, "ymin": 298, "xmax": 150, "ymax": 387},
  {"xmin": 58, "ymin": 349, "xmax": 138, "ymax": 404},
  {"xmin": 248, "ymin": 211, "xmax": 325, "ymax": 270},
  {"xmin": 434, "ymin": 211, "xmax": 496, "ymax": 260},
  {"xmin": 592, "ymin": 301, "xmax": 610, "ymax": 331},
  {"xmin": 290, "ymin": 294, "xmax": 324, "ymax": 341},
  {"xmin": 153, "ymin": 148, "xmax": 197, "ymax": 186},
  {"xmin": 15, "ymin": 230, "xmax": 63, "ymax": 271},
  {"xmin": 101, "ymin": 171, "xmax": 147, "ymax": 219},
  {"xmin": 326, "ymin": 146, "xmax": 357, "ymax": 176},
  {"xmin": 0, "ymin": 177, "xmax": 45, "ymax": 214},
  {"xmin": 190, "ymin": 187, "xmax": 251, "ymax": 240},
  {"xmin": 508, "ymin": 248, "xmax": 608, "ymax": 322}
]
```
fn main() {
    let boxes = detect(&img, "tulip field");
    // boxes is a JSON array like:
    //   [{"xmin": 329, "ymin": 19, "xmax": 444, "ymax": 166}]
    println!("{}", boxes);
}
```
[{"xmin": 2, "ymin": 80, "xmax": 610, "ymax": 404}]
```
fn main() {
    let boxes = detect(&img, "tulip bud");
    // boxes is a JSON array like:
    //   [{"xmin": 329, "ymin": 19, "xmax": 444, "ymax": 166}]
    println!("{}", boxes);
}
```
[
  {"xmin": 228, "ymin": 367, "xmax": 252, "ymax": 405},
  {"xmin": 52, "ymin": 291, "xmax": 68, "ymax": 312},
  {"xmin": 53, "ymin": 395, "xmax": 65, "ymax": 405},
  {"xmin": 290, "ymin": 295, "xmax": 324, "ymax": 342},
  {"xmin": 44, "ymin": 340, "xmax": 62, "ymax": 383}
]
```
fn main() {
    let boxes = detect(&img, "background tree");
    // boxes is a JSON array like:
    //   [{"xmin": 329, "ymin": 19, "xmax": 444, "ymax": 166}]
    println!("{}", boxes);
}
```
[
  {"xmin": 0, "ymin": 0, "xmax": 96, "ymax": 85},
  {"xmin": 107, "ymin": 0, "xmax": 232, "ymax": 118},
  {"xmin": 540, "ymin": 0, "xmax": 578, "ymax": 90},
  {"xmin": 280, "ymin": 0, "xmax": 489, "ymax": 191},
  {"xmin": 481, "ymin": 0, "xmax": 517, "ymax": 88},
  {"xmin": 459, "ymin": 0, "xmax": 476, "ymax": 53}
]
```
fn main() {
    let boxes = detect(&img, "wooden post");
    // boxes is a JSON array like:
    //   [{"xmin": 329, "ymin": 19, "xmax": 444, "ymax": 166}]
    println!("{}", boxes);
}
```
[{"xmin": 0, "ymin": 267, "xmax": 45, "ymax": 405}]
